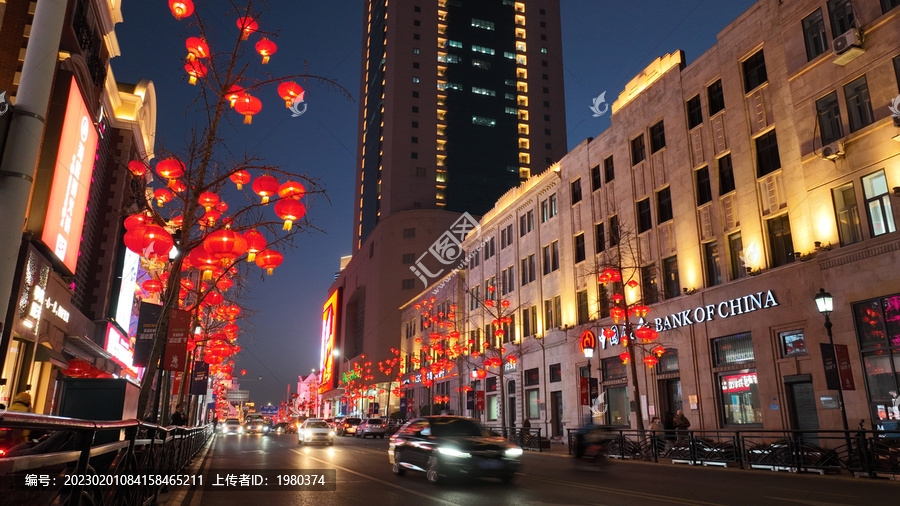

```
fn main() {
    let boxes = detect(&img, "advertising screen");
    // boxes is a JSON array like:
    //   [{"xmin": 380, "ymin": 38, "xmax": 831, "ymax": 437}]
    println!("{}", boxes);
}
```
[
  {"xmin": 320, "ymin": 289, "xmax": 340, "ymax": 394},
  {"xmin": 114, "ymin": 249, "xmax": 141, "ymax": 333},
  {"xmin": 41, "ymin": 77, "xmax": 99, "ymax": 273}
]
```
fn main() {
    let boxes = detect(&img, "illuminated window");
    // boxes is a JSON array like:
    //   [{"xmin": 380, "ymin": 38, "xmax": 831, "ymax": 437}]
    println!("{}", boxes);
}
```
[
  {"xmin": 447, "ymin": 40, "xmax": 463, "ymax": 48},
  {"xmin": 505, "ymin": 107, "xmax": 519, "ymax": 115},
  {"xmin": 471, "ymin": 18, "xmax": 495, "ymax": 30},
  {"xmin": 862, "ymin": 170, "xmax": 896, "ymax": 237},
  {"xmin": 472, "ymin": 116, "xmax": 497, "ymax": 127},
  {"xmin": 472, "ymin": 87, "xmax": 496, "ymax": 96},
  {"xmin": 472, "ymin": 45, "xmax": 496, "ymax": 55},
  {"xmin": 472, "ymin": 59, "xmax": 491, "ymax": 69}
]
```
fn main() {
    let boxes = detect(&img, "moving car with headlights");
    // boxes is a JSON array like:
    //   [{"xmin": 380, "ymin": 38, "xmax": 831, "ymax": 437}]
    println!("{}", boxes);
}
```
[
  {"xmin": 338, "ymin": 417, "xmax": 362, "ymax": 436},
  {"xmin": 221, "ymin": 418, "xmax": 243, "ymax": 435},
  {"xmin": 357, "ymin": 418, "xmax": 387, "ymax": 438},
  {"xmin": 389, "ymin": 416, "xmax": 522, "ymax": 484},
  {"xmin": 244, "ymin": 417, "xmax": 270, "ymax": 435},
  {"xmin": 298, "ymin": 419, "xmax": 335, "ymax": 445}
]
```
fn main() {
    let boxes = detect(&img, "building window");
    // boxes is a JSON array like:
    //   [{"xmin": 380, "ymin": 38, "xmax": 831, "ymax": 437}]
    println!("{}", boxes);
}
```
[
  {"xmin": 883, "ymin": 0, "xmax": 900, "ymax": 14},
  {"xmin": 522, "ymin": 306, "xmax": 537, "ymax": 337},
  {"xmin": 780, "ymin": 330, "xmax": 807, "ymax": 358},
  {"xmin": 543, "ymin": 299, "xmax": 554, "ymax": 331},
  {"xmin": 521, "ymin": 254, "xmax": 536, "ymax": 285},
  {"xmin": 472, "ymin": 115, "xmax": 497, "ymax": 127},
  {"xmin": 862, "ymin": 170, "xmax": 896, "ymax": 237},
  {"xmin": 541, "ymin": 200, "xmax": 549, "ymax": 222},
  {"xmin": 471, "ymin": 18, "xmax": 495, "ymax": 30},
  {"xmin": 519, "ymin": 210, "xmax": 534, "ymax": 236},
  {"xmin": 549, "ymin": 363, "xmax": 562, "ymax": 383},
  {"xmin": 816, "ymin": 91, "xmax": 843, "ymax": 145},
  {"xmin": 412, "ymin": 76, "xmax": 420, "ymax": 83},
  {"xmin": 554, "ymin": 296, "xmax": 562, "ymax": 328},
  {"xmin": 609, "ymin": 215, "xmax": 620, "ymax": 246},
  {"xmin": 663, "ymin": 256, "xmax": 679, "ymax": 299},
  {"xmin": 595, "ymin": 223, "xmax": 605, "ymax": 253},
  {"xmin": 802, "ymin": 9, "xmax": 829, "ymax": 61},
  {"xmin": 602, "ymin": 357, "xmax": 627, "ymax": 381},
  {"xmin": 704, "ymin": 241, "xmax": 722, "ymax": 287},
  {"xmin": 657, "ymin": 348, "xmax": 679, "ymax": 374},
  {"xmin": 652, "ymin": 189, "xmax": 673, "ymax": 226},
  {"xmin": 472, "ymin": 58, "xmax": 491, "ymax": 69},
  {"xmin": 411, "ymin": 152, "xmax": 418, "ymax": 159},
  {"xmin": 718, "ymin": 154, "xmax": 735, "ymax": 195},
  {"xmin": 649, "ymin": 120, "xmax": 666, "ymax": 153},
  {"xmin": 604, "ymin": 156, "xmax": 615, "ymax": 182},
  {"xmin": 403, "ymin": 228, "xmax": 416, "ymax": 238},
  {"xmin": 828, "ymin": 0, "xmax": 857, "ymax": 35},
  {"xmin": 719, "ymin": 369, "xmax": 762, "ymax": 426},
  {"xmin": 686, "ymin": 94, "xmax": 703, "ymax": 129},
  {"xmin": 695, "ymin": 166, "xmax": 712, "ymax": 206},
  {"xmin": 574, "ymin": 233, "xmax": 586, "ymax": 263},
  {"xmin": 833, "ymin": 182, "xmax": 863, "ymax": 245},
  {"xmin": 469, "ymin": 285, "xmax": 480, "ymax": 311},
  {"xmin": 636, "ymin": 198, "xmax": 652, "ymax": 233},
  {"xmin": 728, "ymin": 232, "xmax": 745, "ymax": 280},
  {"xmin": 852, "ymin": 293, "xmax": 900, "ymax": 422},
  {"xmin": 631, "ymin": 135, "xmax": 646, "ymax": 165},
  {"xmin": 471, "ymin": 44, "xmax": 496, "ymax": 55},
  {"xmin": 895, "ymin": 55, "xmax": 900, "ymax": 91},
  {"xmin": 402, "ymin": 279, "xmax": 416, "ymax": 290},
  {"xmin": 598, "ymin": 285, "xmax": 610, "ymax": 319},
  {"xmin": 472, "ymin": 86, "xmax": 496, "ymax": 97},
  {"xmin": 571, "ymin": 178, "xmax": 582, "ymax": 204},
  {"xmin": 550, "ymin": 194, "xmax": 557, "ymax": 218},
  {"xmin": 487, "ymin": 395, "xmax": 498, "ymax": 421},
  {"xmin": 591, "ymin": 164, "xmax": 602, "ymax": 191},
  {"xmin": 755, "ymin": 130, "xmax": 781, "ymax": 178},
  {"xmin": 526, "ymin": 389, "xmax": 539, "ymax": 419},
  {"xmin": 713, "ymin": 332, "xmax": 755, "ymax": 367},
  {"xmin": 844, "ymin": 75, "xmax": 874, "ymax": 133},
  {"xmin": 767, "ymin": 214, "xmax": 795, "ymax": 267},
  {"xmin": 707, "ymin": 79, "xmax": 725, "ymax": 116},
  {"xmin": 742, "ymin": 49, "xmax": 768, "ymax": 92},
  {"xmin": 402, "ymin": 253, "xmax": 415, "ymax": 264},
  {"xmin": 641, "ymin": 265, "xmax": 658, "ymax": 304},
  {"xmin": 576, "ymin": 290, "xmax": 589, "ymax": 324},
  {"xmin": 542, "ymin": 241, "xmax": 559, "ymax": 274}
]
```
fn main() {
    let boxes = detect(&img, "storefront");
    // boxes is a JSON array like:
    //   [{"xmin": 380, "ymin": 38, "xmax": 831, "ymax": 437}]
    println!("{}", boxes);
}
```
[{"xmin": 852, "ymin": 292, "xmax": 900, "ymax": 424}]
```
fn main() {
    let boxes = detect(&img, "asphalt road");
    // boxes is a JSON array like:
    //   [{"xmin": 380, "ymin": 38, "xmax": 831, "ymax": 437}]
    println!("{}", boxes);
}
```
[{"xmin": 167, "ymin": 432, "xmax": 900, "ymax": 506}]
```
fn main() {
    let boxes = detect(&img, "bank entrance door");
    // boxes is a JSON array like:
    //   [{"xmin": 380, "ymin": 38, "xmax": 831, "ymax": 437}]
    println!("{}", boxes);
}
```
[
  {"xmin": 658, "ymin": 378, "xmax": 682, "ymax": 425},
  {"xmin": 550, "ymin": 391, "xmax": 563, "ymax": 437}
]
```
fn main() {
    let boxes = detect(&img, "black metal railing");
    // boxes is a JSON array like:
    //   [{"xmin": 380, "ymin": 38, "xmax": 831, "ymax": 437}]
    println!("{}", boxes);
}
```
[
  {"xmin": 565, "ymin": 426, "xmax": 900, "ymax": 478},
  {"xmin": 0, "ymin": 411, "xmax": 212, "ymax": 506},
  {"xmin": 484, "ymin": 426, "xmax": 545, "ymax": 452}
]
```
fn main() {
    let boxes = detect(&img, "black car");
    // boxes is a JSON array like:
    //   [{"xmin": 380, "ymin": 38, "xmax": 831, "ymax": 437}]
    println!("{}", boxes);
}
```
[{"xmin": 389, "ymin": 416, "xmax": 522, "ymax": 484}]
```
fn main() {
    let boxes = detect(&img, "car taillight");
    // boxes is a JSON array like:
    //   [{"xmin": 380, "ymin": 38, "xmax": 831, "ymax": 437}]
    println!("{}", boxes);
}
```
[{"xmin": 344, "ymin": 423, "xmax": 349, "ymax": 427}]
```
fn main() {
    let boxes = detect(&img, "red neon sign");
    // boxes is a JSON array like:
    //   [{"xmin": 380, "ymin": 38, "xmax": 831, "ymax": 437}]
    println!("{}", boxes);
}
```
[
  {"xmin": 721, "ymin": 372, "xmax": 757, "ymax": 393},
  {"xmin": 41, "ymin": 77, "xmax": 99, "ymax": 273}
]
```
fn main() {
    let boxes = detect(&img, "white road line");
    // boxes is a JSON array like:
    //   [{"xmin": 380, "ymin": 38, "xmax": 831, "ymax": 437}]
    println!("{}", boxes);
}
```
[{"xmin": 291, "ymin": 448, "xmax": 459, "ymax": 505}]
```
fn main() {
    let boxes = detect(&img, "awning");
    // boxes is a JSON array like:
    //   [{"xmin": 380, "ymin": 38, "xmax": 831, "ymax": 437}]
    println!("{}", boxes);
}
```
[
  {"xmin": 63, "ymin": 334, "xmax": 111, "ymax": 363},
  {"xmin": 35, "ymin": 345, "xmax": 69, "ymax": 369}
]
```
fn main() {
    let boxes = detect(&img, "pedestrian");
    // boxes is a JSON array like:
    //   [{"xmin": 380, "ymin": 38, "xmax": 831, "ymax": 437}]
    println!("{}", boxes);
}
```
[
  {"xmin": 649, "ymin": 416, "xmax": 664, "ymax": 453},
  {"xmin": 889, "ymin": 390, "xmax": 900, "ymax": 420},
  {"xmin": 6, "ymin": 392, "xmax": 33, "ymax": 444},
  {"xmin": 673, "ymin": 409, "xmax": 691, "ymax": 440},
  {"xmin": 170, "ymin": 403, "xmax": 187, "ymax": 426}
]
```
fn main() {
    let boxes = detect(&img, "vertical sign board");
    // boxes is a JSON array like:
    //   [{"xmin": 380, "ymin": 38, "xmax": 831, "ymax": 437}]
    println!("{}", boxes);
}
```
[
  {"xmin": 589, "ymin": 378, "xmax": 599, "ymax": 401},
  {"xmin": 466, "ymin": 390, "xmax": 474, "ymax": 410},
  {"xmin": 580, "ymin": 377, "xmax": 590, "ymax": 406},
  {"xmin": 172, "ymin": 372, "xmax": 183, "ymax": 396},
  {"xmin": 820, "ymin": 343, "xmax": 841, "ymax": 391},
  {"xmin": 133, "ymin": 302, "xmax": 162, "ymax": 367},
  {"xmin": 320, "ymin": 289, "xmax": 340, "ymax": 394},
  {"xmin": 190, "ymin": 361, "xmax": 210, "ymax": 395},
  {"xmin": 399, "ymin": 397, "xmax": 408, "ymax": 415},
  {"xmin": 163, "ymin": 309, "xmax": 191, "ymax": 371},
  {"xmin": 834, "ymin": 344, "xmax": 856, "ymax": 390},
  {"xmin": 41, "ymin": 77, "xmax": 99, "ymax": 273},
  {"xmin": 476, "ymin": 390, "xmax": 485, "ymax": 411}
]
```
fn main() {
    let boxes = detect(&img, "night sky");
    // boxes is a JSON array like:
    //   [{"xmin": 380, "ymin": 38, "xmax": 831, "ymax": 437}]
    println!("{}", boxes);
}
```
[{"xmin": 113, "ymin": 0, "xmax": 757, "ymax": 404}]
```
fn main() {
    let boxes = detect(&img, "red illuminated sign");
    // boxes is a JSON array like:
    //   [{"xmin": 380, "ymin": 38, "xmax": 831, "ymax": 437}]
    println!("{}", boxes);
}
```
[
  {"xmin": 580, "ymin": 330, "xmax": 596, "ymax": 355},
  {"xmin": 105, "ymin": 323, "xmax": 134, "ymax": 370},
  {"xmin": 721, "ymin": 372, "xmax": 758, "ymax": 393},
  {"xmin": 320, "ymin": 289, "xmax": 340, "ymax": 394},
  {"xmin": 163, "ymin": 309, "xmax": 191, "ymax": 372},
  {"xmin": 41, "ymin": 77, "xmax": 99, "ymax": 273}
]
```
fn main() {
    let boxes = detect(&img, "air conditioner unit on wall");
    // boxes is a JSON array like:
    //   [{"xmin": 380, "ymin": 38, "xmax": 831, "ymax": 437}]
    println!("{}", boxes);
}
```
[
  {"xmin": 822, "ymin": 141, "xmax": 845, "ymax": 161},
  {"xmin": 833, "ymin": 29, "xmax": 864, "ymax": 65}
]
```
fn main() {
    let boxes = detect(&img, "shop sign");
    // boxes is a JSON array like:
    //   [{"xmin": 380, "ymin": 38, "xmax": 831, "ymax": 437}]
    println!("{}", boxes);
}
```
[
  {"xmin": 476, "ymin": 390, "xmax": 485, "ymax": 411},
  {"xmin": 163, "ymin": 309, "xmax": 191, "ymax": 371},
  {"xmin": 15, "ymin": 247, "xmax": 75, "ymax": 339},
  {"xmin": 104, "ymin": 322, "xmax": 134, "ymax": 370},
  {"xmin": 655, "ymin": 290, "xmax": 778, "ymax": 332},
  {"xmin": 579, "ymin": 377, "xmax": 590, "ymax": 406},
  {"xmin": 320, "ymin": 289, "xmax": 340, "ymax": 394},
  {"xmin": 721, "ymin": 371, "xmax": 758, "ymax": 393},
  {"xmin": 821, "ymin": 343, "xmax": 855, "ymax": 391}
]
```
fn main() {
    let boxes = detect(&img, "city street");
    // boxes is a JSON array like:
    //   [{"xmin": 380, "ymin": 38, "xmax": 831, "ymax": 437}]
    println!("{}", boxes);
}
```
[{"xmin": 166, "ymin": 433, "xmax": 900, "ymax": 505}]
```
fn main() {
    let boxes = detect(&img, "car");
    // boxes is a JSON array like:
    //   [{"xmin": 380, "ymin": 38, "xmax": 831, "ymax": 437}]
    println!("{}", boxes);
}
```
[
  {"xmin": 389, "ymin": 416, "xmax": 522, "ymax": 484},
  {"xmin": 338, "ymin": 417, "xmax": 362, "ymax": 436},
  {"xmin": 298, "ymin": 419, "xmax": 335, "ymax": 446},
  {"xmin": 221, "ymin": 418, "xmax": 242, "ymax": 435},
  {"xmin": 357, "ymin": 418, "xmax": 387, "ymax": 438},
  {"xmin": 272, "ymin": 422, "xmax": 290, "ymax": 434},
  {"xmin": 244, "ymin": 418, "xmax": 270, "ymax": 435}
]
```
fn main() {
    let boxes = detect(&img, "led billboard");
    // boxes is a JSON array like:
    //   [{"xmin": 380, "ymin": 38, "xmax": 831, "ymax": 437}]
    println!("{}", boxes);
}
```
[{"xmin": 319, "ymin": 289, "xmax": 340, "ymax": 394}]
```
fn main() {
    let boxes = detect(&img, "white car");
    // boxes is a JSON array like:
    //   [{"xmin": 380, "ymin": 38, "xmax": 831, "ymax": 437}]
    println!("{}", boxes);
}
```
[{"xmin": 298, "ymin": 418, "xmax": 335, "ymax": 446}]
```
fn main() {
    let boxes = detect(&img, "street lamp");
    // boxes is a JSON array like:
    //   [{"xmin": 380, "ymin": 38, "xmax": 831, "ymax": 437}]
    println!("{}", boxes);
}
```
[
  {"xmin": 815, "ymin": 288, "xmax": 850, "ymax": 434},
  {"xmin": 581, "ymin": 332, "xmax": 595, "ymax": 426}
]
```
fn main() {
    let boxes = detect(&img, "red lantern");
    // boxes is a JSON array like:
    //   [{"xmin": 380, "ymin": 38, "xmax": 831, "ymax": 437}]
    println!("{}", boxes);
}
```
[
  {"xmin": 202, "ymin": 209, "xmax": 221, "ymax": 227},
  {"xmin": 124, "ymin": 213, "xmax": 151, "ymax": 230},
  {"xmin": 142, "ymin": 278, "xmax": 163, "ymax": 294},
  {"xmin": 169, "ymin": 0, "xmax": 194, "ymax": 19},
  {"xmin": 128, "ymin": 160, "xmax": 146, "ymax": 176},
  {"xmin": 203, "ymin": 291, "xmax": 224, "ymax": 307},
  {"xmin": 277, "ymin": 81, "xmax": 305, "ymax": 107},
  {"xmin": 184, "ymin": 60, "xmax": 207, "ymax": 85},
  {"xmin": 215, "ymin": 201, "xmax": 229, "ymax": 213},
  {"xmin": 156, "ymin": 158, "xmax": 184, "ymax": 180},
  {"xmin": 274, "ymin": 198, "xmax": 306, "ymax": 230},
  {"xmin": 619, "ymin": 352, "xmax": 631, "ymax": 364},
  {"xmin": 243, "ymin": 229, "xmax": 267, "ymax": 261},
  {"xmin": 189, "ymin": 247, "xmax": 218, "ymax": 279},
  {"xmin": 234, "ymin": 93, "xmax": 261, "ymax": 124},
  {"xmin": 255, "ymin": 249, "xmax": 283, "ymax": 274},
  {"xmin": 185, "ymin": 37, "xmax": 209, "ymax": 60},
  {"xmin": 226, "ymin": 85, "xmax": 243, "ymax": 107},
  {"xmin": 169, "ymin": 179, "xmax": 187, "ymax": 193},
  {"xmin": 636, "ymin": 327, "xmax": 652, "ymax": 341},
  {"xmin": 627, "ymin": 280, "xmax": 639, "ymax": 288},
  {"xmin": 610, "ymin": 307, "xmax": 625, "ymax": 322},
  {"xmin": 241, "ymin": 369, "xmax": 247, "ymax": 376},
  {"xmin": 198, "ymin": 191, "xmax": 220, "ymax": 211},
  {"xmin": 255, "ymin": 37, "xmax": 277, "ymax": 64},
  {"xmin": 204, "ymin": 228, "xmax": 248, "ymax": 265},
  {"xmin": 277, "ymin": 181, "xmax": 306, "ymax": 200},
  {"xmin": 252, "ymin": 175, "xmax": 279, "ymax": 203},
  {"xmin": 652, "ymin": 345, "xmax": 666, "ymax": 357},
  {"xmin": 631, "ymin": 305, "xmax": 649, "ymax": 318},
  {"xmin": 230, "ymin": 169, "xmax": 251, "ymax": 189},
  {"xmin": 237, "ymin": 16, "xmax": 258, "ymax": 40},
  {"xmin": 124, "ymin": 225, "xmax": 174, "ymax": 260},
  {"xmin": 643, "ymin": 356, "xmax": 658, "ymax": 368},
  {"xmin": 172, "ymin": 215, "xmax": 184, "ymax": 227}
]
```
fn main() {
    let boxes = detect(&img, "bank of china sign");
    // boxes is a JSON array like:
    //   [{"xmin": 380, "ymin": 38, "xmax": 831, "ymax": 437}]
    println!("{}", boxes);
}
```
[{"xmin": 654, "ymin": 290, "xmax": 778, "ymax": 332}]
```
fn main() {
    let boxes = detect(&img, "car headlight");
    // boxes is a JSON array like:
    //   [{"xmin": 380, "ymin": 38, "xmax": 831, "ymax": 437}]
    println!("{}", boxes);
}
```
[
  {"xmin": 303, "ymin": 430, "xmax": 311, "ymax": 438},
  {"xmin": 328, "ymin": 431, "xmax": 335, "ymax": 437},
  {"xmin": 238, "ymin": 427, "xmax": 244, "ymax": 433},
  {"xmin": 504, "ymin": 447, "xmax": 523, "ymax": 458},
  {"xmin": 438, "ymin": 447, "xmax": 471, "ymax": 458}
]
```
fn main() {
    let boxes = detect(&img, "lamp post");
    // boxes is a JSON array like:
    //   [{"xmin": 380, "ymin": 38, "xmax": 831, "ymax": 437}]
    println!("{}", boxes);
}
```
[
  {"xmin": 582, "ymin": 337, "xmax": 594, "ymax": 426},
  {"xmin": 332, "ymin": 349, "xmax": 357, "ymax": 416},
  {"xmin": 814, "ymin": 288, "xmax": 850, "ymax": 434}
]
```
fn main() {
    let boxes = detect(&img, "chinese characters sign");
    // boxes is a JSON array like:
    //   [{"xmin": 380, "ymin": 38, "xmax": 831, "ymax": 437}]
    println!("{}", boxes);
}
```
[{"xmin": 163, "ymin": 309, "xmax": 191, "ymax": 371}]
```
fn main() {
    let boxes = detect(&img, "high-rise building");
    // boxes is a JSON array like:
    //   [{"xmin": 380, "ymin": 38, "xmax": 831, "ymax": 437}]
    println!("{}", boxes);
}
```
[
  {"xmin": 322, "ymin": 0, "xmax": 568, "ymax": 407},
  {"xmin": 353, "ymin": 0, "xmax": 567, "ymax": 249}
]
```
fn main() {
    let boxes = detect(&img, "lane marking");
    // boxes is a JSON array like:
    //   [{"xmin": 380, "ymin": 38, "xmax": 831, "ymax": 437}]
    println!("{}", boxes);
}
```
[
  {"xmin": 523, "ymin": 474, "xmax": 721, "ymax": 505},
  {"xmin": 292, "ymin": 448, "xmax": 459, "ymax": 505}
]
